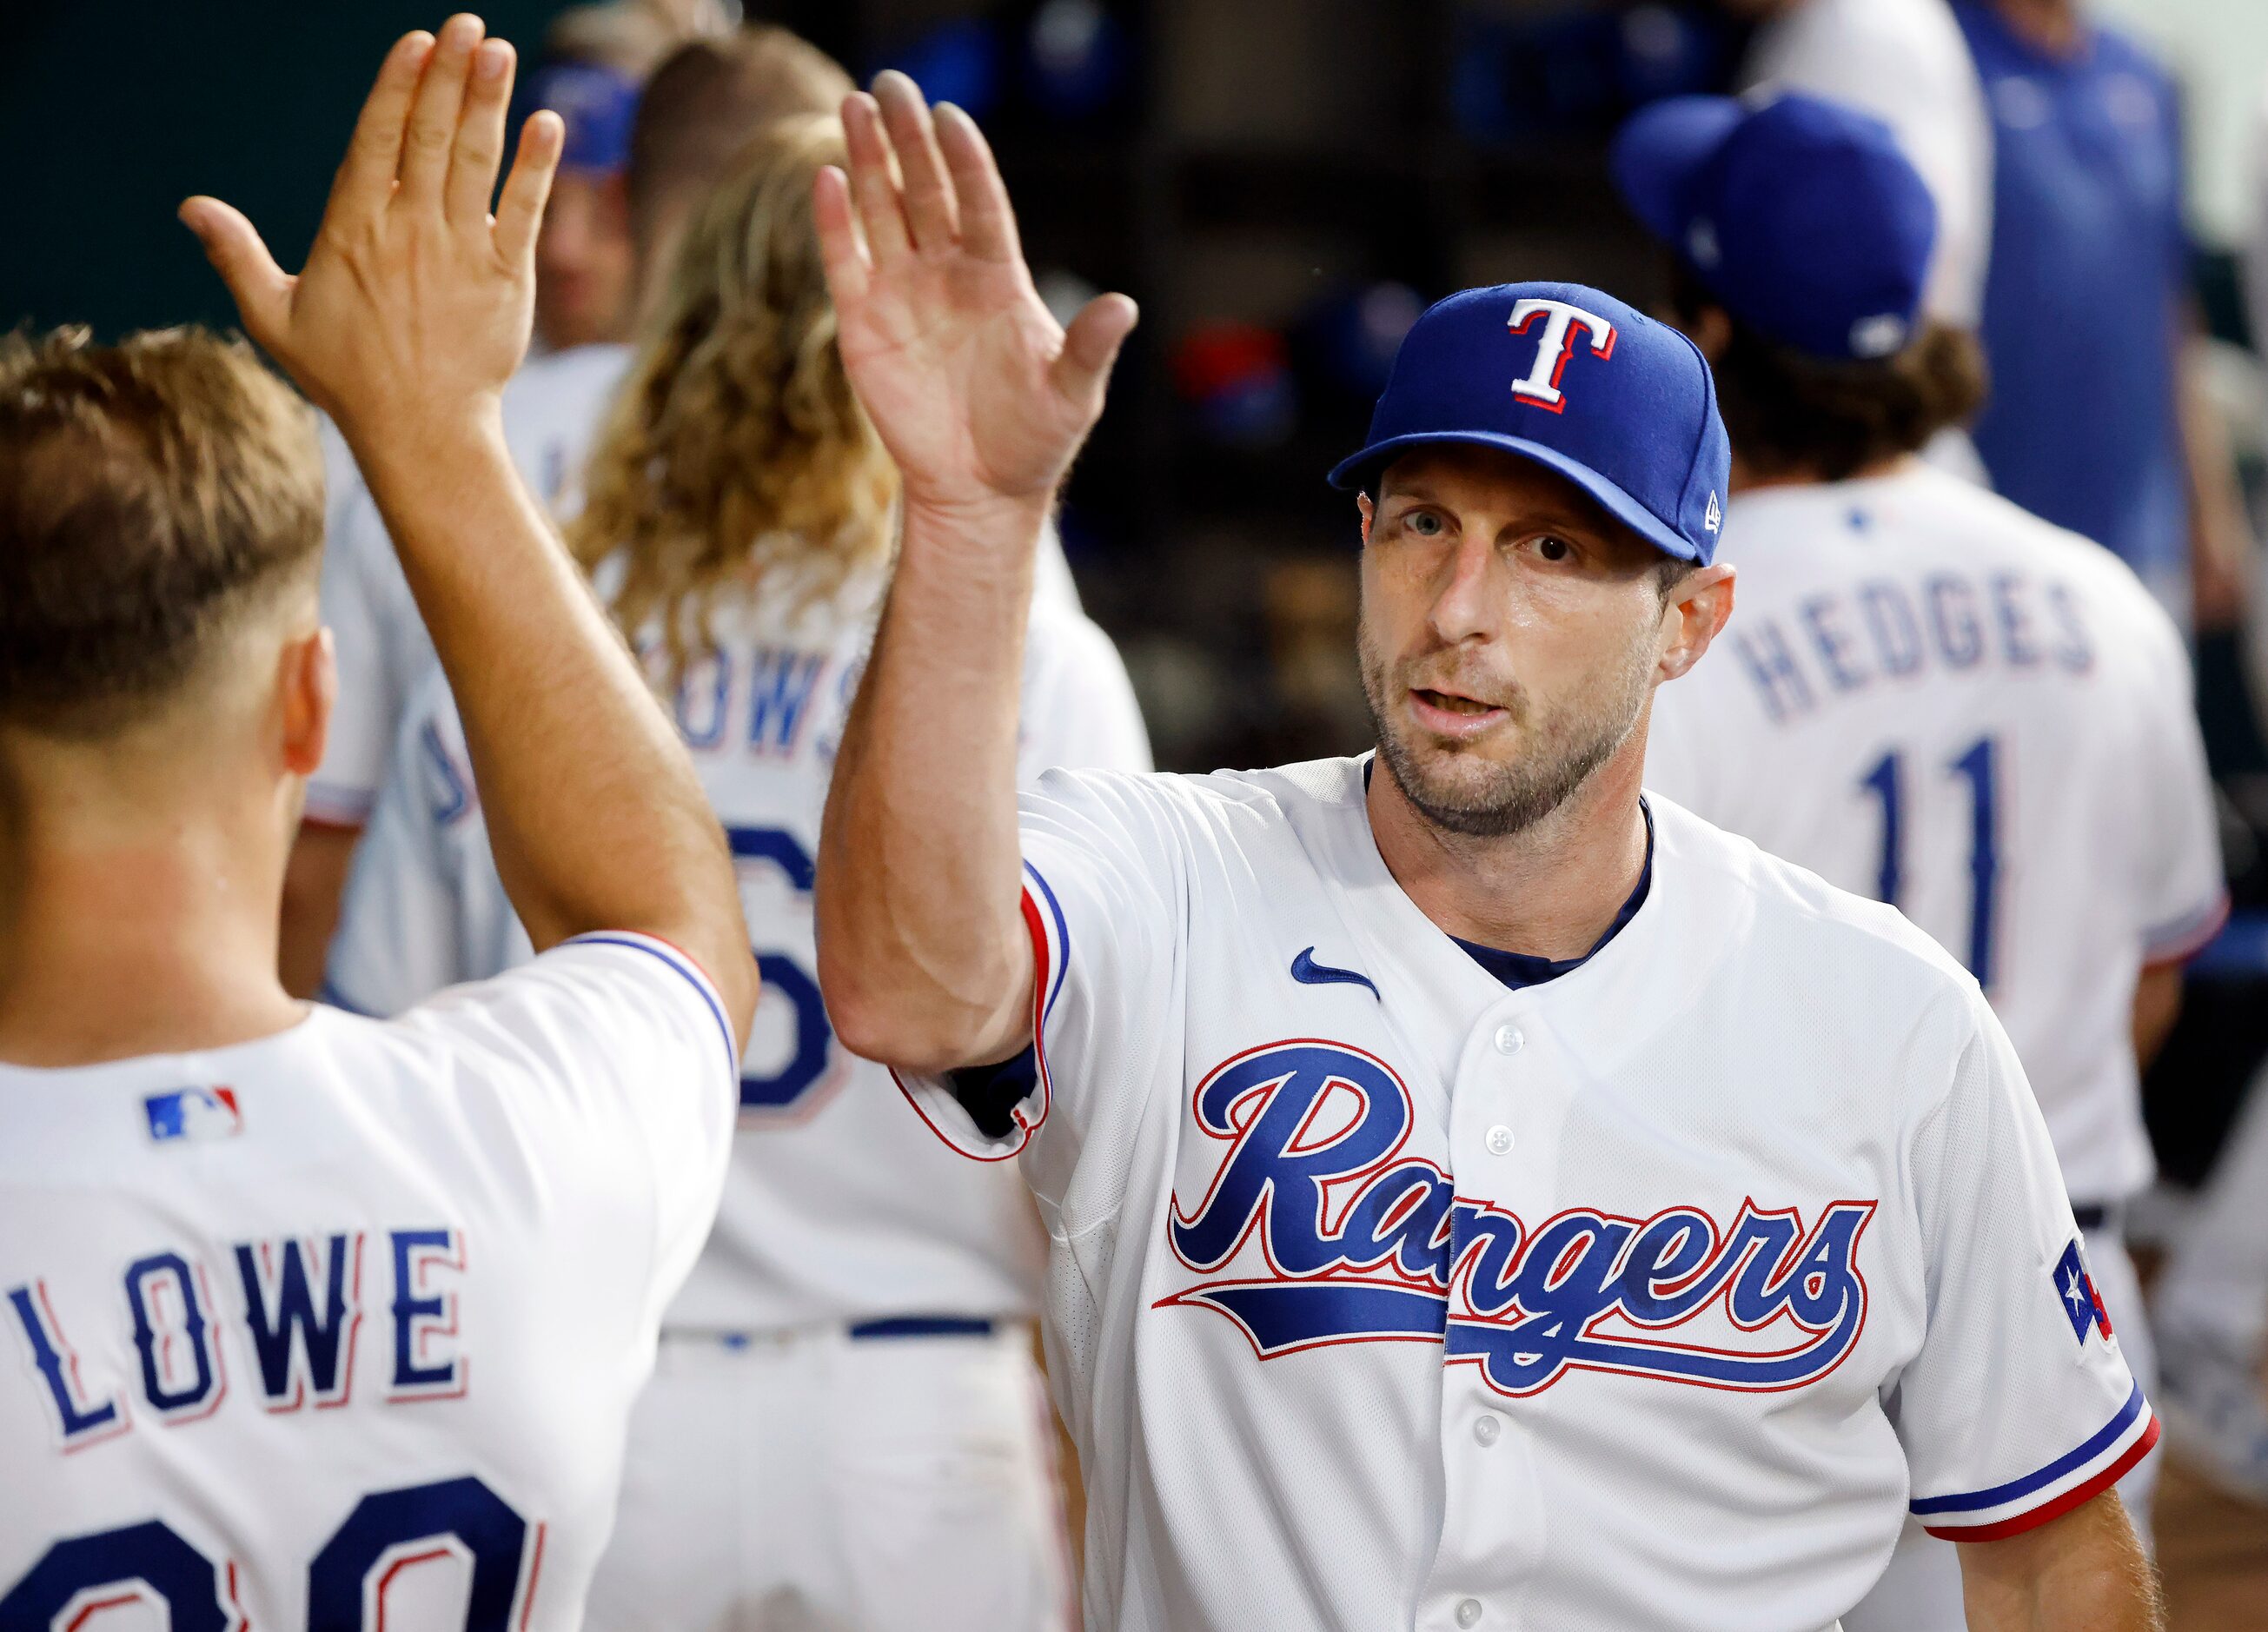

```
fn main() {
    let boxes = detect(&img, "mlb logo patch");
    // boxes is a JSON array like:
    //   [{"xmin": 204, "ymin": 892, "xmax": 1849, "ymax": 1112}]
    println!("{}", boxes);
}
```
[
  {"xmin": 145, "ymin": 1086, "xmax": 242, "ymax": 1144},
  {"xmin": 2052, "ymin": 1237, "xmax": 2112, "ymax": 1345}
]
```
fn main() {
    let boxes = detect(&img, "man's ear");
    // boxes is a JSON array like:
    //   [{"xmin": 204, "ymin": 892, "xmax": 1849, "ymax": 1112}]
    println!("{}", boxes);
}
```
[
  {"xmin": 1657, "ymin": 563, "xmax": 1735, "ymax": 683},
  {"xmin": 1688, "ymin": 304, "xmax": 1735, "ymax": 365},
  {"xmin": 280, "ymin": 626, "xmax": 336, "ymax": 780},
  {"xmin": 1357, "ymin": 491, "xmax": 1375, "ymax": 547}
]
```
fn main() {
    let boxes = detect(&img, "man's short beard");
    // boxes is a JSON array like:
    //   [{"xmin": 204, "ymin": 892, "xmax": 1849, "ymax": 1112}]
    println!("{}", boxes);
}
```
[{"xmin": 1360, "ymin": 624, "xmax": 1655, "ymax": 839}]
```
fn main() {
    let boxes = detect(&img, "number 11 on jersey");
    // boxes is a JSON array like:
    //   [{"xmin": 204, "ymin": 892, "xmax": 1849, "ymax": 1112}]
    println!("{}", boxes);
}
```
[{"xmin": 1859, "ymin": 737, "xmax": 2001, "ymax": 987}]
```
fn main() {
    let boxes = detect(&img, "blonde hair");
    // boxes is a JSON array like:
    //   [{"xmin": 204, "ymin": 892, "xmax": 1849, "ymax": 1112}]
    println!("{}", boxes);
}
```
[{"xmin": 569, "ymin": 115, "xmax": 896, "ymax": 673}]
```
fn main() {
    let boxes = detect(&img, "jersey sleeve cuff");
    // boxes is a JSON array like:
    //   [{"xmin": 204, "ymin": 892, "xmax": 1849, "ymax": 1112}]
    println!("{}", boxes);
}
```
[
  {"xmin": 1912, "ymin": 1382, "xmax": 2159, "ymax": 1541},
  {"xmin": 2143, "ymin": 892, "xmax": 2229, "ymax": 966},
  {"xmin": 560, "ymin": 930, "xmax": 742, "ymax": 1087},
  {"xmin": 892, "ymin": 865, "xmax": 1066, "ymax": 1164}
]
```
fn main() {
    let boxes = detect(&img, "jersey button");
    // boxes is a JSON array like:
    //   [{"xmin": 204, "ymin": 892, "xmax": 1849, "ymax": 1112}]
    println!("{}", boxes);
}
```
[
  {"xmin": 1474, "ymin": 1413, "xmax": 1501, "ymax": 1446},
  {"xmin": 1484, "ymin": 1124, "xmax": 1514, "ymax": 1156},
  {"xmin": 1493, "ymin": 1025, "xmax": 1524, "ymax": 1055},
  {"xmin": 1456, "ymin": 1599, "xmax": 1484, "ymax": 1628}
]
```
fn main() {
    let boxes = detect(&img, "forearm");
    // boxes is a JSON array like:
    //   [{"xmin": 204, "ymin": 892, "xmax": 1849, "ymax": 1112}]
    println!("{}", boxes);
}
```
[
  {"xmin": 817, "ymin": 499, "xmax": 1039, "ymax": 1071},
  {"xmin": 355, "ymin": 416, "xmax": 752, "ymax": 1016},
  {"xmin": 1963, "ymin": 1553, "xmax": 2160, "ymax": 1632},
  {"xmin": 1960, "ymin": 1493, "xmax": 2162, "ymax": 1632},
  {"xmin": 2132, "ymin": 963, "xmax": 2184, "ymax": 1070}
]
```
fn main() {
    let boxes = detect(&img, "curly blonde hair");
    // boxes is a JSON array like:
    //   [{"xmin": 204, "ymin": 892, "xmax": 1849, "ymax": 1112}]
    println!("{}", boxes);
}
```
[{"xmin": 569, "ymin": 114, "xmax": 894, "ymax": 673}]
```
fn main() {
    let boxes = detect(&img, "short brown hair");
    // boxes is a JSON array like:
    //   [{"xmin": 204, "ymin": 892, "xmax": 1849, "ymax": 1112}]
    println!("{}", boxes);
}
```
[
  {"xmin": 627, "ymin": 26, "xmax": 854, "ymax": 242},
  {"xmin": 0, "ymin": 326, "xmax": 322, "ymax": 734},
  {"xmin": 1669, "ymin": 266, "xmax": 1988, "ymax": 483},
  {"xmin": 543, "ymin": 1, "xmax": 708, "ymax": 80}
]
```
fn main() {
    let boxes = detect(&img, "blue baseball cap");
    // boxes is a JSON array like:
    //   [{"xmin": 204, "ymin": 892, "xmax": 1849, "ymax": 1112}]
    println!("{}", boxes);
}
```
[
  {"xmin": 517, "ymin": 62, "xmax": 640, "ymax": 176},
  {"xmin": 1611, "ymin": 91, "xmax": 1939, "ymax": 362},
  {"xmin": 1327, "ymin": 282, "xmax": 1732, "ymax": 566}
]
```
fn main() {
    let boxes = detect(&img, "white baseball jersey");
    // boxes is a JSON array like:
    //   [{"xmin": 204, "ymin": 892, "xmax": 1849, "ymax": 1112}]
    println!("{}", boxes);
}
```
[
  {"xmin": 1741, "ymin": 0, "xmax": 1993, "ymax": 329},
  {"xmin": 897, "ymin": 761, "xmax": 2152, "ymax": 1632},
  {"xmin": 327, "ymin": 578, "xmax": 1151, "ymax": 1333},
  {"xmin": 1646, "ymin": 465, "xmax": 2225, "ymax": 1205},
  {"xmin": 308, "ymin": 342, "xmax": 1086, "ymax": 826},
  {"xmin": 0, "ymin": 936, "xmax": 736, "ymax": 1628}
]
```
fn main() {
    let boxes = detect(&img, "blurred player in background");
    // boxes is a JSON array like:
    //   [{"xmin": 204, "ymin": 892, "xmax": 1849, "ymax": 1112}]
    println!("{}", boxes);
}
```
[
  {"xmin": 1952, "ymin": 0, "xmax": 2254, "ymax": 633},
  {"xmin": 327, "ymin": 110, "xmax": 1147, "ymax": 1632},
  {"xmin": 278, "ymin": 25, "xmax": 852, "ymax": 994},
  {"xmin": 2145, "ymin": 70, "xmax": 2268, "ymax": 1622},
  {"xmin": 2, "ymin": 21, "xmax": 754, "ymax": 1624},
  {"xmin": 1621, "ymin": 90, "xmax": 2224, "ymax": 1629},
  {"xmin": 1723, "ymin": 0, "xmax": 1993, "ymax": 479},
  {"xmin": 523, "ymin": 0, "xmax": 727, "ymax": 353}
]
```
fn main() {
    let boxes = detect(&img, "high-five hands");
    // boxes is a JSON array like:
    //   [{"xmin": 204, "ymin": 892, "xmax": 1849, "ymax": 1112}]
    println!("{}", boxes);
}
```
[
  {"xmin": 814, "ymin": 72, "xmax": 1138, "ymax": 527},
  {"xmin": 180, "ymin": 15, "xmax": 560, "ymax": 456}
]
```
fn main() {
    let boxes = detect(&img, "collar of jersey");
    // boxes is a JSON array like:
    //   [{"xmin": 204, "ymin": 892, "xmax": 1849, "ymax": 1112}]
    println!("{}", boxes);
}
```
[
  {"xmin": 1343, "ymin": 753, "xmax": 1682, "ymax": 1045},
  {"xmin": 1450, "ymin": 802, "xmax": 1655, "ymax": 992}
]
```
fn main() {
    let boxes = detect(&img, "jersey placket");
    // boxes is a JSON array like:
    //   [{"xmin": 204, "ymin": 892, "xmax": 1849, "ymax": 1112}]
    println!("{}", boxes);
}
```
[{"xmin": 1416, "ymin": 994, "xmax": 1579, "ymax": 1631}]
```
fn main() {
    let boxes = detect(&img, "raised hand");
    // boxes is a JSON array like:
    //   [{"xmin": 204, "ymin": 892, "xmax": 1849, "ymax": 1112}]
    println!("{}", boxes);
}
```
[
  {"xmin": 179, "ymin": 15, "xmax": 560, "ymax": 453},
  {"xmin": 813, "ymin": 72, "xmax": 1138, "ymax": 525}
]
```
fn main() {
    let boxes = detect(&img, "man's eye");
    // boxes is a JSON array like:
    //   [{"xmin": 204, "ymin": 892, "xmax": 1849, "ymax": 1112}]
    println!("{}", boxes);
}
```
[
  {"xmin": 1535, "ymin": 534, "xmax": 1573, "ymax": 562},
  {"xmin": 1406, "ymin": 512, "xmax": 1444, "ymax": 537}
]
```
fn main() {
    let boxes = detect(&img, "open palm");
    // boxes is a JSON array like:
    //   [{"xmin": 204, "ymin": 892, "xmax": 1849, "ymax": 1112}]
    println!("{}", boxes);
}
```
[
  {"xmin": 180, "ymin": 17, "xmax": 559, "ymax": 453},
  {"xmin": 815, "ymin": 74, "xmax": 1137, "ymax": 519}
]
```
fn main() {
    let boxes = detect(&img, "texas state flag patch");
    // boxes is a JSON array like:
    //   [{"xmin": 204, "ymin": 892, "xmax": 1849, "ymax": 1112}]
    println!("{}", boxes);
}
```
[
  {"xmin": 145, "ymin": 1086, "xmax": 242, "ymax": 1144},
  {"xmin": 2053, "ymin": 1237, "xmax": 2112, "ymax": 1345}
]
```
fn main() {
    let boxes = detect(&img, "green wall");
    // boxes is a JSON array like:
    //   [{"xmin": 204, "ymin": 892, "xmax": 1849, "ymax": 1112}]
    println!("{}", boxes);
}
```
[{"xmin": 0, "ymin": 3, "xmax": 567, "ymax": 338}]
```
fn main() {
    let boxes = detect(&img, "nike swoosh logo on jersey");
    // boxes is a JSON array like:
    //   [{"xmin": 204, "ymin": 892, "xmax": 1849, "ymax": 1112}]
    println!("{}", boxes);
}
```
[{"xmin": 1290, "ymin": 947, "xmax": 1379, "ymax": 1000}]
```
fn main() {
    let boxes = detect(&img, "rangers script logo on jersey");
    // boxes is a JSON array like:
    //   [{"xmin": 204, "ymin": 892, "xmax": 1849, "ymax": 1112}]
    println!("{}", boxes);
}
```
[{"xmin": 1158, "ymin": 1039, "xmax": 1875, "ymax": 1398}]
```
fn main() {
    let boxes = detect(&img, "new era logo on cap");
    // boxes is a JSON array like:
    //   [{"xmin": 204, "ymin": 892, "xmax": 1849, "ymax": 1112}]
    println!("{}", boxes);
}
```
[{"xmin": 145, "ymin": 1085, "xmax": 242, "ymax": 1144}]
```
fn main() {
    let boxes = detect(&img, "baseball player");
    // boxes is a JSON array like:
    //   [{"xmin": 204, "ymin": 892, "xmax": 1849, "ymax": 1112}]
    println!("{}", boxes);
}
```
[
  {"xmin": 1729, "ymin": 0, "xmax": 1994, "ymax": 483},
  {"xmin": 279, "ymin": 26, "xmax": 857, "ymax": 994},
  {"xmin": 1731, "ymin": 0, "xmax": 1992, "ymax": 332},
  {"xmin": 1618, "ymin": 90, "xmax": 2225, "ymax": 1626},
  {"xmin": 325, "ymin": 111, "xmax": 1148, "ymax": 1632},
  {"xmin": 809, "ymin": 73, "xmax": 2163, "ymax": 1631},
  {"xmin": 1951, "ymin": 0, "xmax": 2254, "ymax": 634},
  {"xmin": 3, "ymin": 20, "xmax": 755, "ymax": 1629}
]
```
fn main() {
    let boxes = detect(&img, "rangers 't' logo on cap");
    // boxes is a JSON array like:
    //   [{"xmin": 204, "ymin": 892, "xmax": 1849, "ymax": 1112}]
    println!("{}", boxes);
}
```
[{"xmin": 1507, "ymin": 297, "xmax": 1618, "ymax": 415}]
